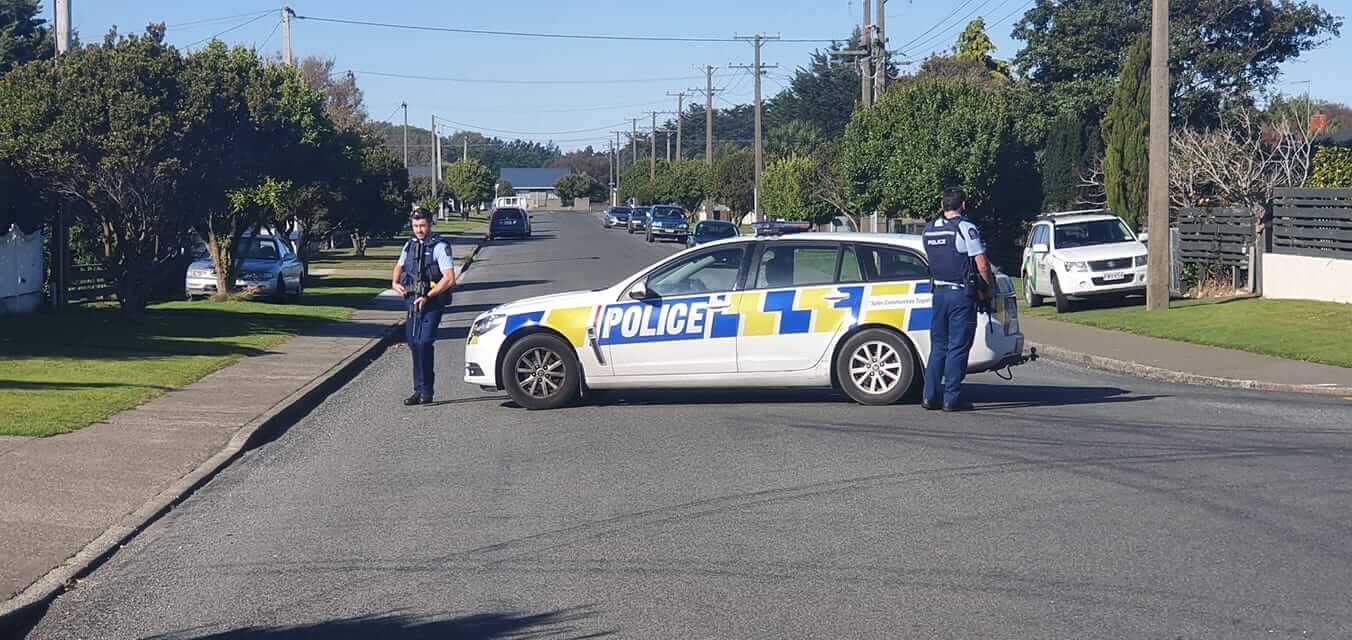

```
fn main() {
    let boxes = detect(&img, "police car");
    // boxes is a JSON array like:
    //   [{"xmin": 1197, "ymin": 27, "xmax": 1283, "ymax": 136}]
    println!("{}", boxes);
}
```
[
  {"xmin": 1020, "ymin": 211, "xmax": 1149, "ymax": 313},
  {"xmin": 465, "ymin": 233, "xmax": 1027, "ymax": 410}
]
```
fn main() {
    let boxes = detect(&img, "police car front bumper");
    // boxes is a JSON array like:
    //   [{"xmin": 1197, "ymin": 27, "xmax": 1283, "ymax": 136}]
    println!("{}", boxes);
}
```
[{"xmin": 464, "ymin": 315, "xmax": 506, "ymax": 389}]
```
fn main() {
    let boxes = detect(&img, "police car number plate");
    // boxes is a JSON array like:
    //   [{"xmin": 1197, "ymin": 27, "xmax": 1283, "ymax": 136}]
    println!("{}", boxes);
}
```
[{"xmin": 1102, "ymin": 272, "xmax": 1127, "ymax": 281}]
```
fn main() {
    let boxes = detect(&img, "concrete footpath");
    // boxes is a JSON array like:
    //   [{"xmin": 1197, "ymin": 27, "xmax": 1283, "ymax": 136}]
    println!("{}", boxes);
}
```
[
  {"xmin": 0, "ymin": 236, "xmax": 482, "ymax": 624},
  {"xmin": 1022, "ymin": 316, "xmax": 1352, "ymax": 396}
]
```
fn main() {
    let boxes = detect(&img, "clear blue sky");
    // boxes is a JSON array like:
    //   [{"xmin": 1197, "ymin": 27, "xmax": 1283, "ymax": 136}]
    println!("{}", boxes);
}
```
[{"xmin": 69, "ymin": 1, "xmax": 1352, "ymax": 151}]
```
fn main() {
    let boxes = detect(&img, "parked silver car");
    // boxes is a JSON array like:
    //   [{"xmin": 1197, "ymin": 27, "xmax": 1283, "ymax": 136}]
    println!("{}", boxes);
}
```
[{"xmin": 185, "ymin": 234, "xmax": 305, "ymax": 300}]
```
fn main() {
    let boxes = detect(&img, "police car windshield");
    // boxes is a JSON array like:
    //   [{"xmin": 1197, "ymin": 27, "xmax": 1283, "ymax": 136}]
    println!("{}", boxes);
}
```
[{"xmin": 1054, "ymin": 219, "xmax": 1135, "ymax": 249}]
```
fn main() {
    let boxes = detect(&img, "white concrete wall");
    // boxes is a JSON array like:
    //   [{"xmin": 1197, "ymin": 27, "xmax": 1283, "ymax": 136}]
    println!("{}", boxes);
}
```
[
  {"xmin": 1263, "ymin": 253, "xmax": 1352, "ymax": 304},
  {"xmin": 0, "ymin": 225, "xmax": 44, "ymax": 314}
]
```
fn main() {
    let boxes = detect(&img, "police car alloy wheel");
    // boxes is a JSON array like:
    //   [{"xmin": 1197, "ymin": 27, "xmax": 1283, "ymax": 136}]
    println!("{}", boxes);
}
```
[
  {"xmin": 835, "ymin": 329, "xmax": 916, "ymax": 405},
  {"xmin": 502, "ymin": 333, "xmax": 581, "ymax": 410}
]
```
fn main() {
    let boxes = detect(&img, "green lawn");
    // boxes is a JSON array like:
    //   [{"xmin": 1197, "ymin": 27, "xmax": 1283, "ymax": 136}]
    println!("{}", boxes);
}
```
[
  {"xmin": 1011, "ymin": 278, "xmax": 1352, "ymax": 369},
  {"xmin": 0, "ymin": 219, "xmax": 487, "ymax": 438}
]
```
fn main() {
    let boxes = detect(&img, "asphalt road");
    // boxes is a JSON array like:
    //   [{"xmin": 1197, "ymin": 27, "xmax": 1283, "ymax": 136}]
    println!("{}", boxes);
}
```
[{"xmin": 25, "ymin": 211, "xmax": 1352, "ymax": 639}]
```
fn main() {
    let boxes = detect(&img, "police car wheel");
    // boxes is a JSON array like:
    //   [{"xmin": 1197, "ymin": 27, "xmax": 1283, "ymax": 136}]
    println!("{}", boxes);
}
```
[
  {"xmin": 836, "ymin": 329, "xmax": 915, "ymax": 405},
  {"xmin": 502, "ymin": 334, "xmax": 580, "ymax": 410}
]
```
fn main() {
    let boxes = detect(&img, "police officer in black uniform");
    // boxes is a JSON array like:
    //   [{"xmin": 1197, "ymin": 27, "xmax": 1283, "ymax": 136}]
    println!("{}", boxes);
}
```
[
  {"xmin": 921, "ymin": 188, "xmax": 995, "ymax": 412},
  {"xmin": 392, "ymin": 209, "xmax": 457, "ymax": 405}
]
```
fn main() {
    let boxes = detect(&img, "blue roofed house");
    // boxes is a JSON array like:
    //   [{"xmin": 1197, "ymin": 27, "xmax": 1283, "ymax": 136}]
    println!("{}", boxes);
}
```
[{"xmin": 499, "ymin": 167, "xmax": 571, "ymax": 209}]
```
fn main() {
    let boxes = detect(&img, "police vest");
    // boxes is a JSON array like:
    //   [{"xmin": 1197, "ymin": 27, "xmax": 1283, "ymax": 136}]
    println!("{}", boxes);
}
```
[
  {"xmin": 922, "ymin": 215, "xmax": 975, "ymax": 285},
  {"xmin": 400, "ymin": 234, "xmax": 446, "ymax": 289}
]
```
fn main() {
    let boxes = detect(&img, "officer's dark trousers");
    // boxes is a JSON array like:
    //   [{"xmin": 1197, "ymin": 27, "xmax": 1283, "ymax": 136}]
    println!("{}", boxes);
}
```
[
  {"xmin": 405, "ymin": 297, "xmax": 445, "ymax": 398},
  {"xmin": 924, "ymin": 286, "xmax": 978, "ymax": 407}
]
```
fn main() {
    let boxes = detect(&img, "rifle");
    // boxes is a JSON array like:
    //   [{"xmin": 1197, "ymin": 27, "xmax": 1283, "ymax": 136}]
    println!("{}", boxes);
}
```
[{"xmin": 409, "ymin": 239, "xmax": 431, "ymax": 341}]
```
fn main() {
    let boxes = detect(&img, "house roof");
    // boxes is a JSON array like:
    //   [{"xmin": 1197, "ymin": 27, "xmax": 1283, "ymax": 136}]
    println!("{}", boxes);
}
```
[
  {"xmin": 1314, "ymin": 128, "xmax": 1352, "ymax": 148},
  {"xmin": 500, "ymin": 167, "xmax": 571, "ymax": 190}
]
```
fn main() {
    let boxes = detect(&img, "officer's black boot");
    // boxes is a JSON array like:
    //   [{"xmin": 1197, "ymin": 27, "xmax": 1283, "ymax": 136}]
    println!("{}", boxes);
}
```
[{"xmin": 404, "ymin": 392, "xmax": 424, "ymax": 406}]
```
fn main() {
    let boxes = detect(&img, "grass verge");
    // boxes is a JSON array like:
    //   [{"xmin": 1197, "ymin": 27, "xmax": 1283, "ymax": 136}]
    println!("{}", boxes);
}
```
[
  {"xmin": 1012, "ymin": 278, "xmax": 1352, "ymax": 369},
  {"xmin": 0, "ymin": 219, "xmax": 487, "ymax": 437}
]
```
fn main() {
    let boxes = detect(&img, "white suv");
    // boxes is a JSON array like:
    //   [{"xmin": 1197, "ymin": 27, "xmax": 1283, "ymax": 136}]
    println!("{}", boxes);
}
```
[{"xmin": 1021, "ymin": 213, "xmax": 1148, "ymax": 313}]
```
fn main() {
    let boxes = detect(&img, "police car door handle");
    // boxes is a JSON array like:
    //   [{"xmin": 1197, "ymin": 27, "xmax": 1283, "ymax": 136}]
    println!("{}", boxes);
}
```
[
  {"xmin": 822, "ymin": 293, "xmax": 849, "ymax": 302},
  {"xmin": 707, "ymin": 300, "xmax": 733, "ymax": 310}
]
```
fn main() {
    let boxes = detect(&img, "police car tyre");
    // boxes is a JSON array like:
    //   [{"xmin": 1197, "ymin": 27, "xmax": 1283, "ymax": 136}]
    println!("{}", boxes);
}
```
[
  {"xmin": 1023, "ymin": 272, "xmax": 1043, "ymax": 308},
  {"xmin": 835, "ymin": 329, "xmax": 916, "ymax": 405},
  {"xmin": 1051, "ymin": 273, "xmax": 1072, "ymax": 314},
  {"xmin": 502, "ymin": 333, "xmax": 581, "ymax": 410}
]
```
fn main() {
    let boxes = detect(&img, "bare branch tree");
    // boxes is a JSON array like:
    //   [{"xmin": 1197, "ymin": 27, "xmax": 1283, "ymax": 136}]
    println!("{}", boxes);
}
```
[
  {"xmin": 1168, "ymin": 105, "xmax": 1314, "ymax": 209},
  {"xmin": 1076, "ymin": 156, "xmax": 1108, "ymax": 207}
]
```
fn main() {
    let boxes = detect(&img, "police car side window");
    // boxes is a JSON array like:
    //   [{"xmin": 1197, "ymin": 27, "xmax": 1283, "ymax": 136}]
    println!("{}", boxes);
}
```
[
  {"xmin": 753, "ymin": 245, "xmax": 837, "ymax": 289},
  {"xmin": 647, "ymin": 247, "xmax": 745, "ymax": 297},
  {"xmin": 858, "ymin": 245, "xmax": 929, "ymax": 282},
  {"xmin": 838, "ymin": 246, "xmax": 864, "ymax": 283}
]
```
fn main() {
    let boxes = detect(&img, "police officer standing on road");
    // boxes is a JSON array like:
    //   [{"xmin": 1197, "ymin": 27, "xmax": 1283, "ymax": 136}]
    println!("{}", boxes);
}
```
[
  {"xmin": 921, "ymin": 188, "xmax": 995, "ymax": 412},
  {"xmin": 392, "ymin": 209, "xmax": 456, "ymax": 405}
]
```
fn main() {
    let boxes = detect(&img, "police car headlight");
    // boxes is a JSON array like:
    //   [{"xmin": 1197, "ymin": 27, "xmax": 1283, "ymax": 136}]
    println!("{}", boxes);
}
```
[
  {"xmin": 1063, "ymin": 261, "xmax": 1090, "ymax": 273},
  {"xmin": 1134, "ymin": 254, "xmax": 1148, "ymax": 267},
  {"xmin": 471, "ymin": 313, "xmax": 505, "ymax": 337}
]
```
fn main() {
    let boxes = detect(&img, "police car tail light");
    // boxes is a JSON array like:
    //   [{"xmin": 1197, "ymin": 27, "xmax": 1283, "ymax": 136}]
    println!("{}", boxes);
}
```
[
  {"xmin": 1064, "ymin": 261, "xmax": 1090, "ymax": 273},
  {"xmin": 471, "ymin": 313, "xmax": 505, "ymax": 337}
]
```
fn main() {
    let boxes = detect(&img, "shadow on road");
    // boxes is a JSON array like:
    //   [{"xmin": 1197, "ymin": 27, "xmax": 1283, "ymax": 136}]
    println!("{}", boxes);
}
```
[
  {"xmin": 148, "ymin": 608, "xmax": 613, "ymax": 640},
  {"xmin": 963, "ymin": 382, "xmax": 1162, "ymax": 410}
]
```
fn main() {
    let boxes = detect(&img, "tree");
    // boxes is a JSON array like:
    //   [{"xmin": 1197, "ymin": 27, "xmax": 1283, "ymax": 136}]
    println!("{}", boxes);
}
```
[
  {"xmin": 954, "ymin": 18, "xmax": 1011, "ymax": 80},
  {"xmin": 0, "ymin": 0, "xmax": 54, "ymax": 76},
  {"xmin": 443, "ymin": 159, "xmax": 494, "ymax": 211},
  {"xmin": 766, "ymin": 120, "xmax": 827, "ymax": 160},
  {"xmin": 840, "ymin": 76, "xmax": 1039, "ymax": 263},
  {"xmin": 654, "ymin": 160, "xmax": 708, "ymax": 211},
  {"xmin": 554, "ymin": 173, "xmax": 600, "ymax": 205},
  {"xmin": 1102, "ymin": 35, "xmax": 1150, "ymax": 230},
  {"xmin": 548, "ymin": 147, "xmax": 609, "ymax": 184},
  {"xmin": 617, "ymin": 163, "xmax": 656, "ymax": 205},
  {"xmin": 496, "ymin": 178, "xmax": 514, "ymax": 196},
  {"xmin": 707, "ymin": 150, "xmax": 755, "ymax": 221},
  {"xmin": 1041, "ymin": 111, "xmax": 1102, "ymax": 211},
  {"xmin": 297, "ymin": 55, "xmax": 366, "ymax": 131},
  {"xmin": 762, "ymin": 154, "xmax": 834, "ymax": 224},
  {"xmin": 331, "ymin": 140, "xmax": 408, "ymax": 255},
  {"xmin": 0, "ymin": 26, "xmax": 196, "ymax": 319},
  {"xmin": 1012, "ymin": 0, "xmax": 1342, "ymax": 126},
  {"xmin": 764, "ymin": 29, "xmax": 864, "ymax": 139}
]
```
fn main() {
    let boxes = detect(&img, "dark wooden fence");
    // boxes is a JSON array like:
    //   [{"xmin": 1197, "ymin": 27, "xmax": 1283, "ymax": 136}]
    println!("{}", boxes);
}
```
[
  {"xmin": 1270, "ymin": 188, "xmax": 1352, "ymax": 259},
  {"xmin": 1175, "ymin": 207, "xmax": 1255, "ymax": 268}
]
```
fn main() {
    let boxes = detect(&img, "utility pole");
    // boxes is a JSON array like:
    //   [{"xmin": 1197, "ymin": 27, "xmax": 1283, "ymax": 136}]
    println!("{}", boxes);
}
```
[
  {"xmin": 1146, "ymin": 0, "xmax": 1171, "ymax": 311},
  {"xmin": 54, "ymin": 0, "xmax": 71, "ymax": 54},
  {"xmin": 733, "ymin": 34, "xmax": 780, "ymax": 218},
  {"xmin": 690, "ymin": 66, "xmax": 720, "ymax": 166},
  {"xmin": 874, "ymin": 0, "xmax": 887, "ymax": 98},
  {"xmin": 861, "ymin": 0, "xmax": 872, "ymax": 107},
  {"xmin": 432, "ymin": 116, "xmax": 441, "ymax": 215},
  {"xmin": 281, "ymin": 6, "xmax": 295, "ymax": 66},
  {"xmin": 612, "ymin": 130, "xmax": 625, "ymax": 197},
  {"xmin": 630, "ymin": 118, "xmax": 639, "ymax": 165},
  {"xmin": 667, "ymin": 91, "xmax": 687, "ymax": 161},
  {"xmin": 463, "ymin": 137, "xmax": 469, "ymax": 162},
  {"xmin": 401, "ymin": 102, "xmax": 409, "ymax": 168},
  {"xmin": 647, "ymin": 111, "xmax": 660, "ymax": 180}
]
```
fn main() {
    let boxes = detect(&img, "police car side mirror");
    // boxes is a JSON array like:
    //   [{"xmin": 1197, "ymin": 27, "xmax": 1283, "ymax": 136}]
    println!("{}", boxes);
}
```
[
  {"xmin": 627, "ymin": 281, "xmax": 655, "ymax": 300},
  {"xmin": 1032, "ymin": 243, "xmax": 1049, "ymax": 254}
]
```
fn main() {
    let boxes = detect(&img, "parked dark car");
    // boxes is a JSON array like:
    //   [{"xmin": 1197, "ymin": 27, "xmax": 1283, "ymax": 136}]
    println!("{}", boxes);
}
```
[
  {"xmin": 626, "ymin": 207, "xmax": 650, "ymax": 234},
  {"xmin": 645, "ymin": 205, "xmax": 690, "ymax": 243},
  {"xmin": 603, "ymin": 206, "xmax": 633, "ymax": 229},
  {"xmin": 687, "ymin": 220, "xmax": 740, "ymax": 247},
  {"xmin": 488, "ymin": 207, "xmax": 531, "ymax": 240}
]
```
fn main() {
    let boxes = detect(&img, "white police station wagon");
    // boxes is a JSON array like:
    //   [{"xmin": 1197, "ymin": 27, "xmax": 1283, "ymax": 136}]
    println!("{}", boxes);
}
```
[{"xmin": 465, "ymin": 233, "xmax": 1027, "ymax": 410}]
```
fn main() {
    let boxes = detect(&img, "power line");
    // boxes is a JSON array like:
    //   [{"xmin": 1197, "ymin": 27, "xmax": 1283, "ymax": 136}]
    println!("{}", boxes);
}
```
[
  {"xmin": 166, "ymin": 9, "xmax": 276, "ymax": 30},
  {"xmin": 438, "ymin": 98, "xmax": 671, "ymax": 115},
  {"xmin": 258, "ymin": 19, "xmax": 283, "ymax": 51},
  {"xmin": 988, "ymin": 0, "xmax": 1037, "ymax": 30},
  {"xmin": 185, "ymin": 12, "xmax": 272, "ymax": 48},
  {"xmin": 901, "ymin": 0, "xmax": 1004, "ymax": 55},
  {"xmin": 293, "ymin": 14, "xmax": 837, "ymax": 44},
  {"xmin": 431, "ymin": 116, "xmax": 626, "ymax": 136},
  {"xmin": 891, "ymin": 0, "xmax": 982, "ymax": 54},
  {"xmin": 351, "ymin": 69, "xmax": 703, "ymax": 86}
]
